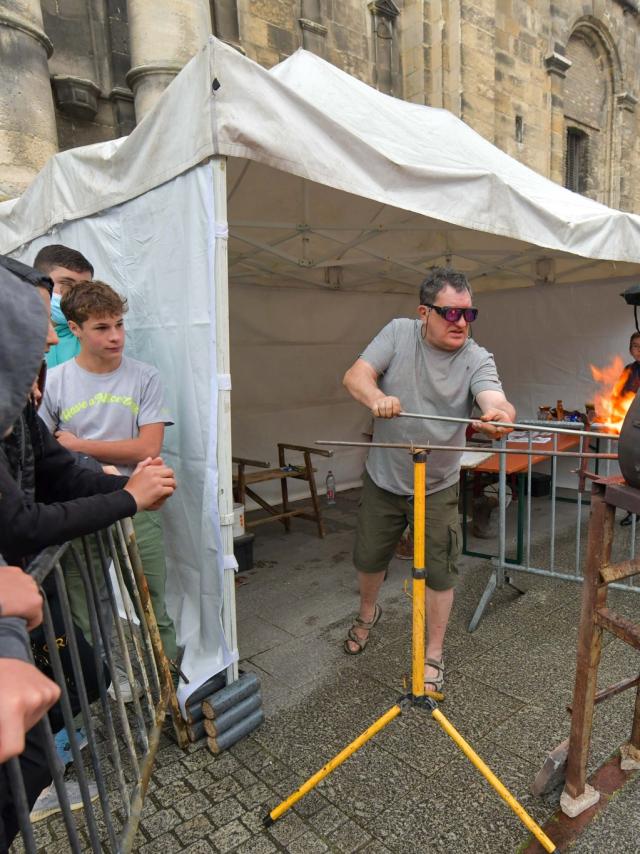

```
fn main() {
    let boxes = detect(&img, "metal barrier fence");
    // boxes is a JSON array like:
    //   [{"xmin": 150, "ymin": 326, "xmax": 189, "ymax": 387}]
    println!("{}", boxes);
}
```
[
  {"xmin": 5, "ymin": 517, "xmax": 186, "ymax": 853},
  {"xmin": 467, "ymin": 422, "xmax": 640, "ymax": 631}
]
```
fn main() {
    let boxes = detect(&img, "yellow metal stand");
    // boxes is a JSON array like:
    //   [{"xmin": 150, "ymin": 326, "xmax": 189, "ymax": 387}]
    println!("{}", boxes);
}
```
[{"xmin": 264, "ymin": 451, "xmax": 556, "ymax": 852}]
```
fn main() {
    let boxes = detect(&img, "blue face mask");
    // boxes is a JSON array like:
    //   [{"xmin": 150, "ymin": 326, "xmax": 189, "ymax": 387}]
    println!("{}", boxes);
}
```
[{"xmin": 50, "ymin": 293, "xmax": 66, "ymax": 325}]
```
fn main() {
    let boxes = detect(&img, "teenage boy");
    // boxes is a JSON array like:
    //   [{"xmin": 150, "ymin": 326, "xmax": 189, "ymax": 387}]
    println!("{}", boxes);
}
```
[
  {"xmin": 41, "ymin": 280, "xmax": 179, "ymax": 669},
  {"xmin": 33, "ymin": 245, "xmax": 93, "ymax": 368}
]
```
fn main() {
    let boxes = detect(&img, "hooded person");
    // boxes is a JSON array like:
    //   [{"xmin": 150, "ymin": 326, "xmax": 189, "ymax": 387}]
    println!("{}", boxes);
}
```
[
  {"xmin": 0, "ymin": 259, "xmax": 49, "ymax": 665},
  {"xmin": 0, "ymin": 257, "xmax": 56, "ymax": 850},
  {"xmin": 0, "ymin": 256, "xmax": 49, "ymax": 439}
]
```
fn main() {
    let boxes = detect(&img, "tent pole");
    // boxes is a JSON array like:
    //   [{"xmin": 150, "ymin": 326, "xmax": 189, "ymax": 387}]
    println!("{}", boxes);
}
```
[{"xmin": 213, "ymin": 155, "xmax": 239, "ymax": 684}]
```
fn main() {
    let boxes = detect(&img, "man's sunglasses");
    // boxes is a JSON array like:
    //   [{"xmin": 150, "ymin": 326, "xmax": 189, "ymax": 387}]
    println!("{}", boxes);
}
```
[{"xmin": 423, "ymin": 303, "xmax": 479, "ymax": 323}]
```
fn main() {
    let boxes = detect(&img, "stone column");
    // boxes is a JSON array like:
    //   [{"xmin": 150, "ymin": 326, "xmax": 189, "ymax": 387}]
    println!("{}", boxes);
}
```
[
  {"xmin": 126, "ymin": 0, "xmax": 211, "ymax": 122},
  {"xmin": 544, "ymin": 50, "xmax": 572, "ymax": 186},
  {"xmin": 612, "ymin": 92, "xmax": 637, "ymax": 211},
  {"xmin": 0, "ymin": 1, "xmax": 58, "ymax": 200}
]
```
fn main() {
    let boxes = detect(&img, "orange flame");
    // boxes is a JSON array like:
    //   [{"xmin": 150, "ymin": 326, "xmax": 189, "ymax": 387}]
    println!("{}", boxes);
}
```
[{"xmin": 589, "ymin": 355, "xmax": 635, "ymax": 434}]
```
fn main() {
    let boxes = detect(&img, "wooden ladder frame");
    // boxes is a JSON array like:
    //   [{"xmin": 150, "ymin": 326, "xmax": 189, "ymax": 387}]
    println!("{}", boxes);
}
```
[
  {"xmin": 233, "ymin": 444, "xmax": 333, "ymax": 538},
  {"xmin": 564, "ymin": 479, "xmax": 640, "ymax": 803}
]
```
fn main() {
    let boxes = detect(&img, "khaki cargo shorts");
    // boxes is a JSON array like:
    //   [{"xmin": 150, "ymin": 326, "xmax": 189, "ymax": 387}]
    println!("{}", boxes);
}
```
[{"xmin": 353, "ymin": 470, "xmax": 461, "ymax": 591}]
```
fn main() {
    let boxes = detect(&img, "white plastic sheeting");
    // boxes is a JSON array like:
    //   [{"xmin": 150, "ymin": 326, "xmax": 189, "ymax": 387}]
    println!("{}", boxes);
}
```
[{"xmin": 12, "ymin": 164, "xmax": 235, "ymax": 704}]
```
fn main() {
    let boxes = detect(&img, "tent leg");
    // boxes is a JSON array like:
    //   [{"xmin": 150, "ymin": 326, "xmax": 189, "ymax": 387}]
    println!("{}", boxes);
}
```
[{"xmin": 212, "ymin": 154, "xmax": 239, "ymax": 684}]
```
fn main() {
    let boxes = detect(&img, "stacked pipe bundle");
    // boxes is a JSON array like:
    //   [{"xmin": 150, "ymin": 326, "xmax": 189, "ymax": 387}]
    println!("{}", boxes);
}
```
[{"xmin": 185, "ymin": 672, "xmax": 263, "ymax": 753}]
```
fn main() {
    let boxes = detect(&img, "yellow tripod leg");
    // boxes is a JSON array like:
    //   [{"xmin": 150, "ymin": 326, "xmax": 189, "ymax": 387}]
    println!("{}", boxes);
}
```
[
  {"xmin": 264, "ymin": 703, "xmax": 403, "ymax": 826},
  {"xmin": 432, "ymin": 708, "xmax": 556, "ymax": 852}
]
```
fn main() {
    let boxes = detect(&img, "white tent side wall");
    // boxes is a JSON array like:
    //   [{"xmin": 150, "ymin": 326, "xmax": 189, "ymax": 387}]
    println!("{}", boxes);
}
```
[
  {"xmin": 475, "ymin": 280, "xmax": 629, "ymax": 486},
  {"xmin": 13, "ymin": 163, "xmax": 236, "ymax": 706},
  {"xmin": 229, "ymin": 284, "xmax": 418, "ymax": 501}
]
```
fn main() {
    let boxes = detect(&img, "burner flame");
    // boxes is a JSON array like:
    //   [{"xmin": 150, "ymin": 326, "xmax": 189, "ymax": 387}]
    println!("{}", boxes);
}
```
[{"xmin": 589, "ymin": 356, "xmax": 635, "ymax": 434}]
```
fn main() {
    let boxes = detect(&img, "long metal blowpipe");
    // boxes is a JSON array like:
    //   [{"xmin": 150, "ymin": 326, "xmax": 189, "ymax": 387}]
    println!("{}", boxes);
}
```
[
  {"xmin": 397, "ymin": 411, "xmax": 619, "ymax": 442},
  {"xmin": 316, "ymin": 440, "xmax": 617, "ymax": 460}
]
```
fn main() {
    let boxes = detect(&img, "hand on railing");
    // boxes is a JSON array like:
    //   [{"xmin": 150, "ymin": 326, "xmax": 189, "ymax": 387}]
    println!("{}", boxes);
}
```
[
  {"xmin": 0, "ymin": 565, "xmax": 44, "ymax": 630},
  {"xmin": 125, "ymin": 458, "xmax": 177, "ymax": 511},
  {"xmin": 0, "ymin": 659, "xmax": 60, "ymax": 762}
]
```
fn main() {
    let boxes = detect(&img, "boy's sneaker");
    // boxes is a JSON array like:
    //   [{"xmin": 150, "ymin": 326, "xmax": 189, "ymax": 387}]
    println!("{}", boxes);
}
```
[
  {"xmin": 31, "ymin": 780, "xmax": 99, "ymax": 823},
  {"xmin": 108, "ymin": 664, "xmax": 143, "ymax": 703},
  {"xmin": 54, "ymin": 726, "xmax": 88, "ymax": 767}
]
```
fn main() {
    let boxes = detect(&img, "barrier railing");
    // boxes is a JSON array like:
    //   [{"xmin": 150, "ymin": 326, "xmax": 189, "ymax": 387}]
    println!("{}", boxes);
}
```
[
  {"xmin": 468, "ymin": 423, "xmax": 639, "ymax": 631},
  {"xmin": 6, "ymin": 517, "xmax": 186, "ymax": 853}
]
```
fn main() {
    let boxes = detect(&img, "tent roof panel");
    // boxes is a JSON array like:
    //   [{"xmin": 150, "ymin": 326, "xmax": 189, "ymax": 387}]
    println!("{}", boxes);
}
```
[{"xmin": 1, "ymin": 37, "xmax": 640, "ymax": 288}]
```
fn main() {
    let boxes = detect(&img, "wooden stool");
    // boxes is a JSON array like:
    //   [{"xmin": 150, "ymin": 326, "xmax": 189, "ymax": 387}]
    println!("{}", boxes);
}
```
[{"xmin": 233, "ymin": 444, "xmax": 333, "ymax": 538}]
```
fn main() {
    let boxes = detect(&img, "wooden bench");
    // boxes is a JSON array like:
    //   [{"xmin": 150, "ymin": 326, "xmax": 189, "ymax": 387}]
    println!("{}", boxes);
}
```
[{"xmin": 232, "ymin": 443, "xmax": 333, "ymax": 538}]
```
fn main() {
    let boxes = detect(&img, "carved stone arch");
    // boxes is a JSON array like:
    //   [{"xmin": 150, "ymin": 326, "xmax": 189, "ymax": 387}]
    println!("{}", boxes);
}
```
[
  {"xmin": 546, "ymin": 14, "xmax": 625, "ymax": 206},
  {"xmin": 560, "ymin": 14, "xmax": 623, "ymax": 90}
]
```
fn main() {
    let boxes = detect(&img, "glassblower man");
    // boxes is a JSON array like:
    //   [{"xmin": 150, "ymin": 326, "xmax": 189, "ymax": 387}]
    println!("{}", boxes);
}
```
[{"xmin": 342, "ymin": 267, "xmax": 515, "ymax": 693}]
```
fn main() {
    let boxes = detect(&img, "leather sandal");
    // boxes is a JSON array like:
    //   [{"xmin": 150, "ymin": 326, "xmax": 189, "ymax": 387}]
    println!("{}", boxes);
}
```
[
  {"xmin": 344, "ymin": 604, "xmax": 382, "ymax": 655},
  {"xmin": 424, "ymin": 657, "xmax": 444, "ymax": 693}
]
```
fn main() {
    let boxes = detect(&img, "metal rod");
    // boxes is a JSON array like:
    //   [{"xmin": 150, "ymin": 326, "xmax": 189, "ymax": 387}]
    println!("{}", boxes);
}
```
[
  {"xmin": 550, "ymin": 433, "xmax": 558, "ymax": 572},
  {"xmin": 316, "ymin": 440, "xmax": 617, "ymax": 460},
  {"xmin": 52, "ymin": 561, "xmax": 118, "ymax": 852},
  {"xmin": 526, "ymin": 433, "xmax": 533, "ymax": 569},
  {"xmin": 6, "ymin": 756, "xmax": 38, "ymax": 854},
  {"xmin": 575, "ymin": 436, "xmax": 585, "ymax": 578},
  {"xmin": 115, "ymin": 521, "xmax": 161, "ymax": 697},
  {"xmin": 40, "ymin": 577, "xmax": 104, "ymax": 852},
  {"xmin": 71, "ymin": 541, "xmax": 136, "ymax": 810},
  {"xmin": 118, "ymin": 519, "xmax": 189, "ymax": 748},
  {"xmin": 108, "ymin": 527, "xmax": 157, "ymax": 715},
  {"xmin": 94, "ymin": 532, "xmax": 149, "ymax": 755},
  {"xmin": 498, "ymin": 438, "xmax": 506, "ymax": 586},
  {"xmin": 397, "ymin": 411, "xmax": 619, "ymax": 441},
  {"xmin": 106, "ymin": 527, "xmax": 156, "ymax": 723}
]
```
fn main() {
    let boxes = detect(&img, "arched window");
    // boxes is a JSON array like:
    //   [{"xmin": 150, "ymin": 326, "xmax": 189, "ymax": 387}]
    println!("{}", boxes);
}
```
[{"xmin": 562, "ymin": 25, "xmax": 614, "ymax": 202}]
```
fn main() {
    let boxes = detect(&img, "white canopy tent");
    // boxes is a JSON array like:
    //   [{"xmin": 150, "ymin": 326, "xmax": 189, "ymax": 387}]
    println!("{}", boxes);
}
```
[{"xmin": 2, "ymin": 37, "xmax": 640, "ymax": 706}]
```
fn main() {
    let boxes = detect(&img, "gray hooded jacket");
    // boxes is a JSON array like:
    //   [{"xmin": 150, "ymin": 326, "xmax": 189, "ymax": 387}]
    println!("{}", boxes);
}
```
[{"xmin": 0, "ymin": 257, "xmax": 48, "ymax": 663}]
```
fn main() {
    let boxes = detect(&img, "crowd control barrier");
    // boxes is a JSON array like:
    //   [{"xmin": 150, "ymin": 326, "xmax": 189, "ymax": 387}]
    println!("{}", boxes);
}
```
[
  {"xmin": 466, "ymin": 423, "xmax": 639, "ymax": 631},
  {"xmin": 5, "ymin": 518, "xmax": 185, "ymax": 853}
]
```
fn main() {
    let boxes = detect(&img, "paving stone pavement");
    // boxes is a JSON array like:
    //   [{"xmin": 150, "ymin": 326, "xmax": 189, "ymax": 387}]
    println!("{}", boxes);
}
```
[{"xmin": 25, "ymin": 489, "xmax": 640, "ymax": 852}]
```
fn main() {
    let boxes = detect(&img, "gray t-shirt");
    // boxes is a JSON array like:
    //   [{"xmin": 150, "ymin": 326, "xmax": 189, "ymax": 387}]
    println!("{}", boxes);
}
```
[
  {"xmin": 361, "ymin": 318, "xmax": 503, "ymax": 495},
  {"xmin": 41, "ymin": 356, "xmax": 173, "ymax": 476}
]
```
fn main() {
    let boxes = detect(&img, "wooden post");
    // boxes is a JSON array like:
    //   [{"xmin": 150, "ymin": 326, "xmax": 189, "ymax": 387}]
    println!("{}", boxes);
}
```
[{"xmin": 564, "ymin": 484, "xmax": 614, "ymax": 799}]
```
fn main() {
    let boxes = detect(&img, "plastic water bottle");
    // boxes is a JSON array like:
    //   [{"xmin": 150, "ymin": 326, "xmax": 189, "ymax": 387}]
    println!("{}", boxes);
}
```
[{"xmin": 325, "ymin": 471, "xmax": 336, "ymax": 505}]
